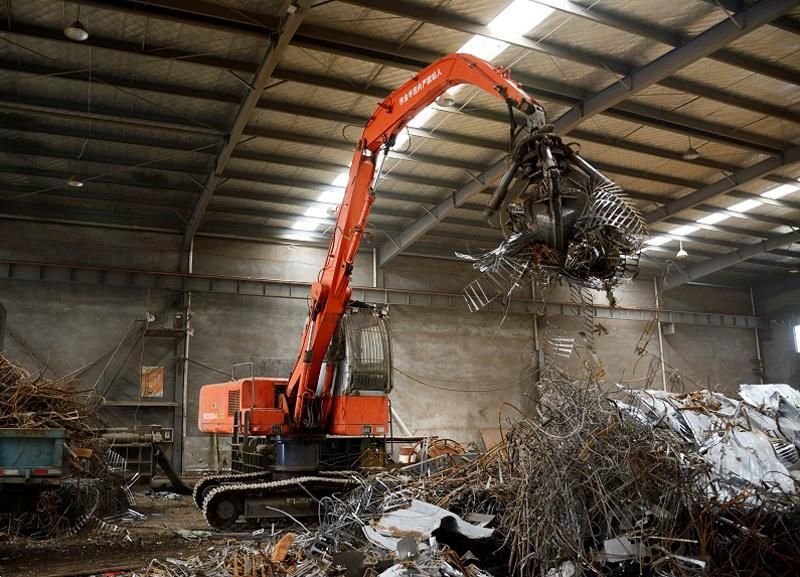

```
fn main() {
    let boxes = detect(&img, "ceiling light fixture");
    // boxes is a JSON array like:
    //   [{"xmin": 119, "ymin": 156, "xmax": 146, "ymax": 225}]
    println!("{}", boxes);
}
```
[
  {"xmin": 676, "ymin": 240, "xmax": 688, "ymax": 259},
  {"xmin": 682, "ymin": 146, "xmax": 700, "ymax": 160},
  {"xmin": 64, "ymin": 20, "xmax": 89, "ymax": 41},
  {"xmin": 64, "ymin": 4, "xmax": 89, "ymax": 41},
  {"xmin": 681, "ymin": 136, "xmax": 700, "ymax": 161},
  {"xmin": 436, "ymin": 94, "xmax": 456, "ymax": 108},
  {"xmin": 66, "ymin": 175, "xmax": 84, "ymax": 187}
]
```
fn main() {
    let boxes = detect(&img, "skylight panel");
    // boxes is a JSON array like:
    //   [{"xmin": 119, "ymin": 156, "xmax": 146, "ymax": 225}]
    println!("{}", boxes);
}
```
[
  {"xmin": 488, "ymin": 0, "xmax": 554, "ymax": 36},
  {"xmin": 697, "ymin": 213, "xmax": 730, "ymax": 225},
  {"xmin": 395, "ymin": 105, "xmax": 439, "ymax": 148},
  {"xmin": 285, "ymin": 232, "xmax": 315, "ymax": 242},
  {"xmin": 646, "ymin": 235, "xmax": 671, "ymax": 246},
  {"xmin": 727, "ymin": 199, "xmax": 762, "ymax": 213},
  {"xmin": 458, "ymin": 35, "xmax": 508, "ymax": 61},
  {"xmin": 304, "ymin": 205, "xmax": 330, "ymax": 219},
  {"xmin": 317, "ymin": 190, "xmax": 345, "ymax": 204},
  {"xmin": 670, "ymin": 225, "xmax": 699, "ymax": 236},
  {"xmin": 457, "ymin": 1, "xmax": 553, "ymax": 61},
  {"xmin": 292, "ymin": 219, "xmax": 320, "ymax": 232},
  {"xmin": 762, "ymin": 183, "xmax": 798, "ymax": 199},
  {"xmin": 331, "ymin": 173, "xmax": 349, "ymax": 187}
]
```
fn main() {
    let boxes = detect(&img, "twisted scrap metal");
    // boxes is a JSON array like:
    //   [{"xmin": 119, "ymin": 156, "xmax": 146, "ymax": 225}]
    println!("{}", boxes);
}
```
[
  {"xmin": 316, "ymin": 376, "xmax": 800, "ymax": 577},
  {"xmin": 0, "ymin": 354, "xmax": 130, "ymax": 539},
  {"xmin": 0, "ymin": 353, "xmax": 96, "ymax": 436}
]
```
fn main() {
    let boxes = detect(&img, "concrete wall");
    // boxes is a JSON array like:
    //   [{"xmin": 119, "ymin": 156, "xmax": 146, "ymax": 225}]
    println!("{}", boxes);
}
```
[
  {"xmin": 755, "ymin": 279, "xmax": 800, "ymax": 387},
  {"xmin": 661, "ymin": 285, "xmax": 760, "ymax": 391},
  {"xmin": 0, "ymin": 299, "xmax": 5, "ymax": 351},
  {"xmin": 0, "ymin": 220, "xmax": 761, "ymax": 471}
]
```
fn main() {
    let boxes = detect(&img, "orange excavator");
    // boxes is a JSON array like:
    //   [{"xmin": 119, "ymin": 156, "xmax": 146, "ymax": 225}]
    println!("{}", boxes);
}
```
[{"xmin": 193, "ymin": 53, "xmax": 550, "ymax": 529}]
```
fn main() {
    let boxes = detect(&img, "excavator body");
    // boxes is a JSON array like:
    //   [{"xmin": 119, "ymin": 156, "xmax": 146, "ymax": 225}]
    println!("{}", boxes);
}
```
[
  {"xmin": 199, "ymin": 380, "xmax": 389, "ymax": 437},
  {"xmin": 192, "ymin": 52, "xmax": 640, "ymax": 529}
]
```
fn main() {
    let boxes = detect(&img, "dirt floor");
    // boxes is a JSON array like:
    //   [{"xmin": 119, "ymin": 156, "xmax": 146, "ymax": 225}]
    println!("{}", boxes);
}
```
[{"xmin": 0, "ymin": 491, "xmax": 218, "ymax": 577}]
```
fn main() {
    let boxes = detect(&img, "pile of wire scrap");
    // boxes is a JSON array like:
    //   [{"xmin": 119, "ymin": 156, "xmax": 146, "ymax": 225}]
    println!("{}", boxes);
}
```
[
  {"xmin": 0, "ymin": 354, "xmax": 133, "ymax": 539},
  {"xmin": 459, "ymin": 130, "xmax": 647, "ymax": 313},
  {"xmin": 105, "ymin": 382, "xmax": 798, "ymax": 577},
  {"xmin": 0, "ymin": 353, "xmax": 95, "ymax": 437},
  {"xmin": 615, "ymin": 383, "xmax": 800, "ymax": 576},
  {"xmin": 315, "ymin": 378, "xmax": 799, "ymax": 577}
]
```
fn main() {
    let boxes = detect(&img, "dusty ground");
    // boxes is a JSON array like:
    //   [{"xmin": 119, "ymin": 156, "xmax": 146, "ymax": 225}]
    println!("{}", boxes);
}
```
[{"xmin": 0, "ymin": 491, "xmax": 215, "ymax": 577}]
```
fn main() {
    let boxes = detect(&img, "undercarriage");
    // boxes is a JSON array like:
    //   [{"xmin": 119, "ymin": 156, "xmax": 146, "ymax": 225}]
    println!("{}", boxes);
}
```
[{"xmin": 194, "ymin": 435, "xmax": 380, "ymax": 529}]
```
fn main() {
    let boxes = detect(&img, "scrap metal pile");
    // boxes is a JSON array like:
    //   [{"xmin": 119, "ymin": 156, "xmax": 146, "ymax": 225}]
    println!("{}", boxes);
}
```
[
  {"xmin": 340, "ymin": 382, "xmax": 799, "ymax": 577},
  {"xmin": 0, "ymin": 354, "xmax": 94, "ymax": 436},
  {"xmin": 0, "ymin": 354, "xmax": 132, "ymax": 539},
  {"xmin": 460, "ymin": 131, "xmax": 648, "ymax": 312},
  {"xmin": 308, "ymin": 378, "xmax": 800, "ymax": 577},
  {"xmin": 118, "ymin": 379, "xmax": 799, "ymax": 577}
]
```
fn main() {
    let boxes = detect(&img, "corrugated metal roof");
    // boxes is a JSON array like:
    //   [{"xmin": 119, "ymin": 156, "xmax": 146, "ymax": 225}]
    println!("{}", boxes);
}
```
[{"xmin": 0, "ymin": 0, "xmax": 797, "ymax": 283}]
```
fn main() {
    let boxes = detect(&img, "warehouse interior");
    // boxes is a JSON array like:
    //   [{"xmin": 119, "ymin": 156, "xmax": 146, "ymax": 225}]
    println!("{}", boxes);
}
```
[{"xmin": 0, "ymin": 1, "xmax": 799, "ymax": 576}]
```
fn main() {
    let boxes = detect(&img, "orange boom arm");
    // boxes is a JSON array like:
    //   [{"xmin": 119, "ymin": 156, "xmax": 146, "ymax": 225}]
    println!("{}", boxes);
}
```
[{"xmin": 283, "ymin": 53, "xmax": 544, "ymax": 430}]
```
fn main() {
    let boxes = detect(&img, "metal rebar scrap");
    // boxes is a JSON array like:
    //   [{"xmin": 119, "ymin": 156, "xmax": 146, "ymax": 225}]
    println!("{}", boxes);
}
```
[{"xmin": 0, "ymin": 353, "xmax": 97, "ymax": 436}]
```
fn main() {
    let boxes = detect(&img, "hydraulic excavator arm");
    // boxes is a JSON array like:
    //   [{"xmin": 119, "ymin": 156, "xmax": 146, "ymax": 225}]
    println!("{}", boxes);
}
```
[{"xmin": 282, "ymin": 53, "xmax": 546, "ymax": 430}]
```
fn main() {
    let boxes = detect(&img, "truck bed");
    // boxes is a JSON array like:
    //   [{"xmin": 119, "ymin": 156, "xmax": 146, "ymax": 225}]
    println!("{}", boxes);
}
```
[{"xmin": 0, "ymin": 428, "xmax": 64, "ymax": 485}]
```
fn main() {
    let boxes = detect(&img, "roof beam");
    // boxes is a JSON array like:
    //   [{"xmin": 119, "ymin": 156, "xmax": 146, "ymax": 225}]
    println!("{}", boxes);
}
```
[
  {"xmin": 643, "ymin": 244, "xmax": 796, "ymax": 272},
  {"xmin": 79, "ymin": 0, "xmax": 275, "ymax": 35},
  {"xmin": 702, "ymin": 0, "xmax": 800, "ymax": 35},
  {"xmin": 0, "ymin": 165, "xmax": 489, "ymax": 229},
  {"xmin": 645, "ymin": 238, "xmax": 800, "ymax": 263},
  {"xmin": 84, "ymin": 0, "xmax": 800, "ymax": 66},
  {"xmin": 5, "ymin": 106, "xmax": 797, "ymax": 232},
  {"xmin": 530, "ymin": 0, "xmax": 800, "ymax": 86},
  {"xmin": 0, "ymin": 89, "xmax": 781, "ymax": 179},
  {"xmin": 0, "ymin": 114, "xmax": 486, "ymax": 174},
  {"xmin": 254, "ymin": 97, "xmax": 784, "ymax": 155},
  {"xmin": 666, "ymin": 216, "xmax": 782, "ymax": 240},
  {"xmin": 5, "ymin": 121, "xmax": 795, "ymax": 234},
  {"xmin": 0, "ymin": 100, "xmax": 222, "ymax": 138},
  {"xmin": 643, "ymin": 146, "xmax": 800, "ymax": 224},
  {"xmin": 2, "ymin": 23, "xmax": 789, "ymax": 153},
  {"xmin": 654, "ymin": 232, "xmax": 799, "ymax": 256},
  {"xmin": 27, "ymin": 92, "xmax": 784, "ymax": 189},
  {"xmin": 340, "ymin": 0, "xmax": 799, "ymax": 87},
  {"xmin": 376, "ymin": 0, "xmax": 796, "ymax": 267},
  {"xmin": 182, "ymin": 0, "xmax": 311, "ymax": 250},
  {"xmin": 2, "ymin": 161, "xmax": 788, "ymax": 259},
  {"xmin": 727, "ymin": 189, "xmax": 800, "ymax": 211},
  {"xmin": 0, "ymin": 144, "xmax": 458, "ymax": 206},
  {"xmin": 550, "ymin": 0, "xmax": 799, "ymax": 132},
  {"xmin": 663, "ymin": 230, "xmax": 800, "ymax": 289}
]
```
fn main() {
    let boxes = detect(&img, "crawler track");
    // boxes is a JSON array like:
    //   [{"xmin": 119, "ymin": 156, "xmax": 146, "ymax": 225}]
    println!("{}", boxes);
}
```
[
  {"xmin": 201, "ymin": 475, "xmax": 358, "ymax": 529},
  {"xmin": 192, "ymin": 470, "xmax": 272, "ymax": 509}
]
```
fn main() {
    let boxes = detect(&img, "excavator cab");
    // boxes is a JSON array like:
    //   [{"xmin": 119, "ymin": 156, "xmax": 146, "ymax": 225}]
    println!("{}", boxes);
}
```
[{"xmin": 325, "ymin": 304, "xmax": 392, "ymax": 436}]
